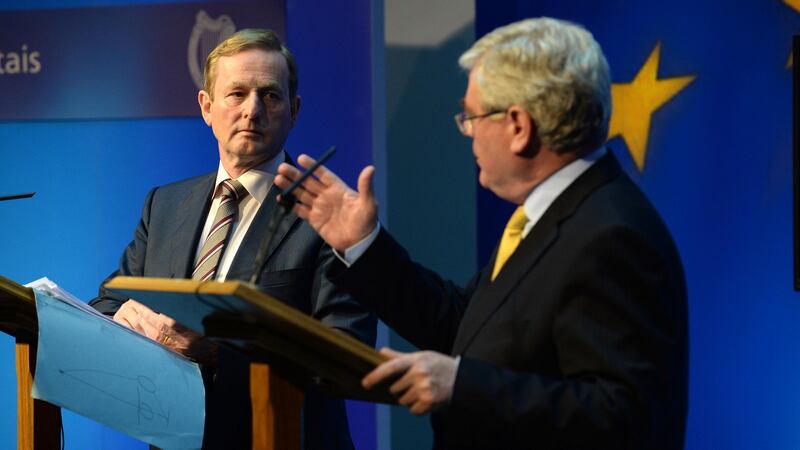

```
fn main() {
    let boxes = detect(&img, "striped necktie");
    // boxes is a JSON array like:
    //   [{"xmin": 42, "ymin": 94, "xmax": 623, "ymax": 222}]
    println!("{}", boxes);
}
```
[
  {"xmin": 491, "ymin": 206, "xmax": 529, "ymax": 281},
  {"xmin": 192, "ymin": 179, "xmax": 249, "ymax": 281}
]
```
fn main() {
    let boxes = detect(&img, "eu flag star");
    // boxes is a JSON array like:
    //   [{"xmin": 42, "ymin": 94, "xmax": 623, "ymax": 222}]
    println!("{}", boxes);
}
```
[
  {"xmin": 608, "ymin": 43, "xmax": 695, "ymax": 171},
  {"xmin": 784, "ymin": 0, "xmax": 799, "ymax": 67}
]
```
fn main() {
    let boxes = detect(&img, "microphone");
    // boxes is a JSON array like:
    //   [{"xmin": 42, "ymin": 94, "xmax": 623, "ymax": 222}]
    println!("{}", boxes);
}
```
[
  {"xmin": 277, "ymin": 146, "xmax": 337, "ymax": 209},
  {"xmin": 0, "ymin": 192, "xmax": 35, "ymax": 202},
  {"xmin": 248, "ymin": 147, "xmax": 337, "ymax": 285}
]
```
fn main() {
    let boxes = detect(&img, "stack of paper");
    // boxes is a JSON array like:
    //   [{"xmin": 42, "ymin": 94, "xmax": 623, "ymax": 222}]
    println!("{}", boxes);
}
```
[{"xmin": 27, "ymin": 277, "xmax": 205, "ymax": 449}]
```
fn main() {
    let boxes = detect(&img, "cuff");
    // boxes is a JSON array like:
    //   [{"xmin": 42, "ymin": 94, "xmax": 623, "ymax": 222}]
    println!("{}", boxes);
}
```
[{"xmin": 333, "ymin": 223, "xmax": 381, "ymax": 267}]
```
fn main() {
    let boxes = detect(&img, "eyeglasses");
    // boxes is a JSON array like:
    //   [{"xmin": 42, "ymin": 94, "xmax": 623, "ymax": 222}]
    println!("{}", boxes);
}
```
[{"xmin": 454, "ymin": 109, "xmax": 507, "ymax": 136}]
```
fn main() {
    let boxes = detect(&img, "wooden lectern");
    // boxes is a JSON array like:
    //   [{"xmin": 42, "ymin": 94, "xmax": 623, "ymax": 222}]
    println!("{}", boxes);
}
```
[
  {"xmin": 1, "ymin": 274, "xmax": 389, "ymax": 450},
  {"xmin": 0, "ymin": 275, "xmax": 61, "ymax": 450},
  {"xmin": 104, "ymin": 276, "xmax": 392, "ymax": 450}
]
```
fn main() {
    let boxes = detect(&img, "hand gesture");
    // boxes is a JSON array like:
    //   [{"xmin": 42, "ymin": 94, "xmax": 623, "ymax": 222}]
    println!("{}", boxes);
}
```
[{"xmin": 274, "ymin": 154, "xmax": 378, "ymax": 252}]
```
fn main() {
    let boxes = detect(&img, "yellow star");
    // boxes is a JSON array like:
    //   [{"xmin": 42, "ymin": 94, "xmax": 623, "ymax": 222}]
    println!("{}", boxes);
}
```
[
  {"xmin": 785, "ymin": 0, "xmax": 800, "ymax": 68},
  {"xmin": 608, "ymin": 43, "xmax": 695, "ymax": 171}
]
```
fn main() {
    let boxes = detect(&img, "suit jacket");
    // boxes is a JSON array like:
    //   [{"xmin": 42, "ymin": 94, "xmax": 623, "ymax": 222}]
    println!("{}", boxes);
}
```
[
  {"xmin": 90, "ymin": 169, "xmax": 376, "ymax": 450},
  {"xmin": 330, "ymin": 153, "xmax": 687, "ymax": 449}
]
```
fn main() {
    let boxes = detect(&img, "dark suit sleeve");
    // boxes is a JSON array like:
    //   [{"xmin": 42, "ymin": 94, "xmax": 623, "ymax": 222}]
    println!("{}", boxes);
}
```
[
  {"xmin": 88, "ymin": 187, "xmax": 156, "ymax": 315},
  {"xmin": 333, "ymin": 223, "xmax": 684, "ymax": 448},
  {"xmin": 329, "ymin": 228, "xmax": 477, "ymax": 355},
  {"xmin": 311, "ymin": 241, "xmax": 377, "ymax": 346},
  {"xmin": 447, "ymin": 225, "xmax": 686, "ymax": 449}
]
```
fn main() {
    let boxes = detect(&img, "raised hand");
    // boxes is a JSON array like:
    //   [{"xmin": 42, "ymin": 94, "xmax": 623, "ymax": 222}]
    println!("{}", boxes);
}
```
[{"xmin": 275, "ymin": 154, "xmax": 378, "ymax": 252}]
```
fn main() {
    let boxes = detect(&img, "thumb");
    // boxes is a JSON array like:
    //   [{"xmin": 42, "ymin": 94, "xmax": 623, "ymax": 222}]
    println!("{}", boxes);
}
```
[{"xmin": 357, "ymin": 165, "xmax": 376, "ymax": 201}]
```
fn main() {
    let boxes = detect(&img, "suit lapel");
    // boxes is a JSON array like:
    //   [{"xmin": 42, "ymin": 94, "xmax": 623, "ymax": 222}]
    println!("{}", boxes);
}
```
[
  {"xmin": 226, "ymin": 183, "xmax": 299, "ymax": 280},
  {"xmin": 169, "ymin": 174, "xmax": 216, "ymax": 278},
  {"xmin": 451, "ymin": 152, "xmax": 623, "ymax": 355},
  {"xmin": 451, "ymin": 225, "xmax": 559, "ymax": 354}
]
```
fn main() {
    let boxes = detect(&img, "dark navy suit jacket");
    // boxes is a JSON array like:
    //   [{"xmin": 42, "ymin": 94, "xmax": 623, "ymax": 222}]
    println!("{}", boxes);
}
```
[
  {"xmin": 91, "ymin": 169, "xmax": 376, "ymax": 450},
  {"xmin": 330, "ymin": 153, "xmax": 688, "ymax": 449}
]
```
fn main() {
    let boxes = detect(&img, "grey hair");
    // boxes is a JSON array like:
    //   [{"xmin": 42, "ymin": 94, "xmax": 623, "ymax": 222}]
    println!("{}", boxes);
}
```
[{"xmin": 459, "ymin": 17, "xmax": 611, "ymax": 154}]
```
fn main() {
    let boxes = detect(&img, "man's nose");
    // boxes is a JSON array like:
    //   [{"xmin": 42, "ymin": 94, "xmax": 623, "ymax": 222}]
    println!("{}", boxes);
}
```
[{"xmin": 242, "ymin": 92, "xmax": 264, "ymax": 120}]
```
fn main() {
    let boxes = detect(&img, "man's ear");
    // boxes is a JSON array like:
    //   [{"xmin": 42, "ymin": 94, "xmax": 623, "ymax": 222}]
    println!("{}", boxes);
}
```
[
  {"xmin": 290, "ymin": 95, "xmax": 302, "ymax": 128},
  {"xmin": 507, "ymin": 105, "xmax": 535, "ymax": 154},
  {"xmin": 198, "ymin": 90, "xmax": 212, "ymax": 126}
]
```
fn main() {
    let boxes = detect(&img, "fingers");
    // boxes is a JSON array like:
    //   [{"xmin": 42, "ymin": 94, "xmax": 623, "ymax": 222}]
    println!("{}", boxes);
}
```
[
  {"xmin": 379, "ymin": 347, "xmax": 403, "ymax": 358},
  {"xmin": 117, "ymin": 317, "xmax": 134, "ymax": 329},
  {"xmin": 115, "ymin": 301, "xmax": 173, "ymax": 342},
  {"xmin": 364, "ymin": 350, "xmax": 456, "ymax": 416},
  {"xmin": 278, "ymin": 158, "xmax": 375, "ymax": 213},
  {"xmin": 362, "ymin": 347, "xmax": 409, "ymax": 389},
  {"xmin": 291, "ymin": 202, "xmax": 311, "ymax": 220},
  {"xmin": 139, "ymin": 311, "xmax": 165, "ymax": 341},
  {"xmin": 397, "ymin": 382, "xmax": 431, "ymax": 415},
  {"xmin": 153, "ymin": 313, "xmax": 197, "ymax": 341},
  {"xmin": 377, "ymin": 353, "xmax": 434, "ymax": 416},
  {"xmin": 290, "ymin": 183, "xmax": 321, "ymax": 207},
  {"xmin": 157, "ymin": 313, "xmax": 176, "ymax": 328},
  {"xmin": 113, "ymin": 307, "xmax": 138, "ymax": 331},
  {"xmin": 154, "ymin": 317, "xmax": 218, "ymax": 365},
  {"xmin": 113, "ymin": 300, "xmax": 152, "ymax": 335},
  {"xmin": 389, "ymin": 365, "xmax": 416, "ymax": 396},
  {"xmin": 279, "ymin": 156, "xmax": 367, "ymax": 195},
  {"xmin": 277, "ymin": 156, "xmax": 323, "ymax": 185},
  {"xmin": 274, "ymin": 163, "xmax": 299, "ymax": 189},
  {"xmin": 276, "ymin": 162, "xmax": 327, "ymax": 194},
  {"xmin": 113, "ymin": 301, "xmax": 216, "ymax": 363},
  {"xmin": 296, "ymin": 154, "xmax": 343, "ymax": 186}
]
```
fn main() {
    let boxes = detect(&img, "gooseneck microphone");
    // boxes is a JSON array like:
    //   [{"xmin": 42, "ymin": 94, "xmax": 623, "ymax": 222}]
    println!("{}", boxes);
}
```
[
  {"xmin": 0, "ymin": 192, "xmax": 35, "ymax": 202},
  {"xmin": 248, "ymin": 147, "xmax": 337, "ymax": 284},
  {"xmin": 276, "ymin": 146, "xmax": 337, "ymax": 209}
]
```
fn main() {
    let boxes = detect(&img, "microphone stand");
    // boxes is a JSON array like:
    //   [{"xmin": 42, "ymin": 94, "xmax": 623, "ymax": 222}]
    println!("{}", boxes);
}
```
[
  {"xmin": 0, "ymin": 192, "xmax": 35, "ymax": 202},
  {"xmin": 248, "ymin": 147, "xmax": 337, "ymax": 285}
]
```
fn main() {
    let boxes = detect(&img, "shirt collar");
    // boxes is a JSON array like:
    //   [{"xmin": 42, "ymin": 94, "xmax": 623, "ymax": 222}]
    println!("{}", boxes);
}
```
[
  {"xmin": 521, "ymin": 146, "xmax": 606, "ymax": 236},
  {"xmin": 214, "ymin": 150, "xmax": 284, "ymax": 206}
]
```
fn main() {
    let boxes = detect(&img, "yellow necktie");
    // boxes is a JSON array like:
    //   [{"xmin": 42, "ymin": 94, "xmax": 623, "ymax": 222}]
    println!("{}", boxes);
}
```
[{"xmin": 491, "ymin": 206, "xmax": 529, "ymax": 281}]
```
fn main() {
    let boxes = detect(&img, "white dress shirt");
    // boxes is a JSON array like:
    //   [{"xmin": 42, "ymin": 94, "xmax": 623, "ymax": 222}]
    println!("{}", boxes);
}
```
[
  {"xmin": 519, "ymin": 146, "xmax": 606, "ymax": 238},
  {"xmin": 193, "ymin": 151, "xmax": 284, "ymax": 280}
]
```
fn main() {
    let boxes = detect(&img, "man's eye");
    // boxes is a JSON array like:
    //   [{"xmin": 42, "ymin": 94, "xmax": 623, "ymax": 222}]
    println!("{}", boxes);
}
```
[
  {"xmin": 227, "ymin": 92, "xmax": 245, "ymax": 98},
  {"xmin": 263, "ymin": 91, "xmax": 281, "ymax": 101}
]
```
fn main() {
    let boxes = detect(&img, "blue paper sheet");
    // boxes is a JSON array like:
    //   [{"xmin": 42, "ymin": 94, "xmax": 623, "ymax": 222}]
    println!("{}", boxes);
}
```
[{"xmin": 31, "ymin": 290, "xmax": 205, "ymax": 449}]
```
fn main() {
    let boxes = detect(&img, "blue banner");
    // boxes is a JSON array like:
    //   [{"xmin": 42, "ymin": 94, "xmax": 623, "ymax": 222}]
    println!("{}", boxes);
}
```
[
  {"xmin": 476, "ymin": 1, "xmax": 800, "ymax": 448},
  {"xmin": 0, "ymin": 1, "xmax": 284, "ymax": 120}
]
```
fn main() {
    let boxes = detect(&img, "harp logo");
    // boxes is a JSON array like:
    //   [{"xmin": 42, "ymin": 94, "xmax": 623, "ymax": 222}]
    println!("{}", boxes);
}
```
[{"xmin": 187, "ymin": 10, "xmax": 236, "ymax": 90}]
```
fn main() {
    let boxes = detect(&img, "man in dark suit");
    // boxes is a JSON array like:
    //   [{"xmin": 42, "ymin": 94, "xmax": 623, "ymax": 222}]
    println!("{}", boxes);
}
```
[
  {"xmin": 90, "ymin": 29, "xmax": 375, "ymax": 449},
  {"xmin": 274, "ymin": 18, "xmax": 687, "ymax": 449}
]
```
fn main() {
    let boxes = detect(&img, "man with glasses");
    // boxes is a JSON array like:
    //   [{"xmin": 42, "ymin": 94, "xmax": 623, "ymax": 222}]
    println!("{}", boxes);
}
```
[{"xmin": 275, "ymin": 18, "xmax": 687, "ymax": 449}]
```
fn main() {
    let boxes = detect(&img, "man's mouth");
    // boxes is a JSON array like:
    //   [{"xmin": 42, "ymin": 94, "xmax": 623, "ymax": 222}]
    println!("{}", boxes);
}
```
[{"xmin": 237, "ymin": 129, "xmax": 263, "ymax": 136}]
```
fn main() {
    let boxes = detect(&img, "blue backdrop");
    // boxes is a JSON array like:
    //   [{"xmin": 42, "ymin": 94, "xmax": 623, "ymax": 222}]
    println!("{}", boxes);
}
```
[
  {"xmin": 5, "ymin": 0, "xmax": 800, "ymax": 449},
  {"xmin": 0, "ymin": 0, "xmax": 377, "ymax": 449},
  {"xmin": 476, "ymin": 1, "xmax": 800, "ymax": 448},
  {"xmin": 0, "ymin": 2, "xmax": 285, "ymax": 120}
]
